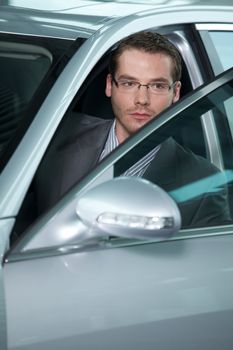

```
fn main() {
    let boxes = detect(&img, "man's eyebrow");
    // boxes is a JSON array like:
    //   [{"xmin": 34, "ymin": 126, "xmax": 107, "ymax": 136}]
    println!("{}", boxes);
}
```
[
  {"xmin": 116, "ymin": 74, "xmax": 170, "ymax": 83},
  {"xmin": 117, "ymin": 74, "xmax": 137, "ymax": 80},
  {"xmin": 149, "ymin": 77, "xmax": 171, "ymax": 83}
]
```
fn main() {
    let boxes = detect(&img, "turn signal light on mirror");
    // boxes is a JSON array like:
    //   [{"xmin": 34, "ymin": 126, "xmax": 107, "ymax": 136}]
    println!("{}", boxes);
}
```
[{"xmin": 97, "ymin": 212, "xmax": 174, "ymax": 230}]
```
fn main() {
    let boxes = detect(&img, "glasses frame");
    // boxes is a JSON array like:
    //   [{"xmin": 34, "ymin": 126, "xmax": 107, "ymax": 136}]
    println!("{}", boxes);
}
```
[{"xmin": 112, "ymin": 76, "xmax": 177, "ymax": 95}]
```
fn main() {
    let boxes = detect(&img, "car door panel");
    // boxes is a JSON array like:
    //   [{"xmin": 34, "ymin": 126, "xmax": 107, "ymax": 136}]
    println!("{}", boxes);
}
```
[{"xmin": 4, "ymin": 232, "xmax": 233, "ymax": 349}]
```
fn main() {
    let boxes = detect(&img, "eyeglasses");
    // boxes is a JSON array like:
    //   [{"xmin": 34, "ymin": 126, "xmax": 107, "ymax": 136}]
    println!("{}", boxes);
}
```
[{"xmin": 112, "ymin": 76, "xmax": 177, "ymax": 95}]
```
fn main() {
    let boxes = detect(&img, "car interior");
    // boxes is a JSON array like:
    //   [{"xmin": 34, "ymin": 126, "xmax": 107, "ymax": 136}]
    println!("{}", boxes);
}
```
[
  {"xmin": 74, "ymin": 50, "xmax": 206, "ymax": 158},
  {"xmin": 2, "ymin": 33, "xmax": 224, "ymax": 243}
]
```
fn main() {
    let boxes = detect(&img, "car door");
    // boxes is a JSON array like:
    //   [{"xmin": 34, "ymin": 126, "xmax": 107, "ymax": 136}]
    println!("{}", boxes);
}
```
[
  {"xmin": 0, "ymin": 31, "xmax": 84, "ymax": 350},
  {"xmin": 3, "ymin": 68, "xmax": 233, "ymax": 350}
]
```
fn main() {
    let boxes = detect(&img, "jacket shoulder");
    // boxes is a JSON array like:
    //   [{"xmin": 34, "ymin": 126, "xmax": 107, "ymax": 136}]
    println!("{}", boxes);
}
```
[{"xmin": 53, "ymin": 112, "xmax": 113, "ymax": 150}]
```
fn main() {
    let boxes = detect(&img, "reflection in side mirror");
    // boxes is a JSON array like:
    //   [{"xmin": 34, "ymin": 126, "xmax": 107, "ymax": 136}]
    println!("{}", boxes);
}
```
[{"xmin": 76, "ymin": 177, "xmax": 181, "ymax": 240}]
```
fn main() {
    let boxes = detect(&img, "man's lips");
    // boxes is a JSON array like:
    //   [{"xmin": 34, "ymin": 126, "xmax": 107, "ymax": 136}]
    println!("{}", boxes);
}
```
[{"xmin": 129, "ymin": 112, "xmax": 152, "ymax": 120}]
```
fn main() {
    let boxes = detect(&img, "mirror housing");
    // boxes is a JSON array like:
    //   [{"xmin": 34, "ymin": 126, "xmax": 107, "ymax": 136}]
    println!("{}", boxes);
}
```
[
  {"xmin": 19, "ymin": 177, "xmax": 181, "ymax": 252},
  {"xmin": 76, "ymin": 177, "xmax": 181, "ymax": 240}
]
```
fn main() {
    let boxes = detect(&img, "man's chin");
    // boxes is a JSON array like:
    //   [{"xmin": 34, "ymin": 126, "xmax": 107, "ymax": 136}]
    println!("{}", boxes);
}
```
[
  {"xmin": 135, "ymin": 117, "xmax": 151, "ymax": 128},
  {"xmin": 129, "ymin": 120, "xmax": 150, "ymax": 135}
]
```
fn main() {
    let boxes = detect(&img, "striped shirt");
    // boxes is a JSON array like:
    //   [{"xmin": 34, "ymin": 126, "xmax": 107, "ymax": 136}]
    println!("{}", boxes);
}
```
[{"xmin": 99, "ymin": 120, "xmax": 160, "ymax": 177}]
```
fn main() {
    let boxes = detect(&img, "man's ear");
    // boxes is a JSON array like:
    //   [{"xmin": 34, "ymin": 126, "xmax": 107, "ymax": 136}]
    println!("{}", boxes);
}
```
[
  {"xmin": 105, "ymin": 74, "xmax": 112, "ymax": 97},
  {"xmin": 172, "ymin": 81, "xmax": 181, "ymax": 103}
]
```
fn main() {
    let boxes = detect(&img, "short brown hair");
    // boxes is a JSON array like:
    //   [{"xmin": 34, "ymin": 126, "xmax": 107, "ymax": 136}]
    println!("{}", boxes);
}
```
[{"xmin": 109, "ymin": 31, "xmax": 182, "ymax": 82}]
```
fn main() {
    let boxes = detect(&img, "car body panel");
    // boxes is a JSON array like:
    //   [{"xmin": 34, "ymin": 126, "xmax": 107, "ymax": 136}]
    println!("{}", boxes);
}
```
[
  {"xmin": 5, "ymin": 0, "xmax": 233, "ymax": 11},
  {"xmin": 1, "ymin": 2, "xmax": 233, "ymax": 38},
  {"xmin": 4, "ymin": 231, "xmax": 233, "ymax": 349},
  {"xmin": 0, "ymin": 219, "xmax": 14, "ymax": 260}
]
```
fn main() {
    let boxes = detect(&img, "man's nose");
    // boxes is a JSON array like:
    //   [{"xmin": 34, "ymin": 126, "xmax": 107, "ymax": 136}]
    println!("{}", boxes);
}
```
[{"xmin": 134, "ymin": 85, "xmax": 150, "ymax": 105}]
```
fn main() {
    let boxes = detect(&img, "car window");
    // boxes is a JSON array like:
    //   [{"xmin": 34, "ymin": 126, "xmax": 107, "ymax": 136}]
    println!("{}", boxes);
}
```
[
  {"xmin": 198, "ymin": 27, "xmax": 233, "ymax": 75},
  {"xmin": 209, "ymin": 31, "xmax": 233, "ymax": 71},
  {"xmin": 111, "ymin": 72, "xmax": 233, "ymax": 230},
  {"xmin": 0, "ymin": 40, "xmax": 51, "ymax": 154},
  {"xmin": 0, "ymin": 34, "xmax": 79, "ymax": 171}
]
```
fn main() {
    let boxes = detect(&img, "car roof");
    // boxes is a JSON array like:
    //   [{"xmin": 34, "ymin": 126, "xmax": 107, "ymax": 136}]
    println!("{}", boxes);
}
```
[
  {"xmin": 3, "ymin": 0, "xmax": 233, "ymax": 11},
  {"xmin": 4, "ymin": 0, "xmax": 233, "ymax": 12},
  {"xmin": 1, "ymin": 0, "xmax": 233, "ymax": 40}
]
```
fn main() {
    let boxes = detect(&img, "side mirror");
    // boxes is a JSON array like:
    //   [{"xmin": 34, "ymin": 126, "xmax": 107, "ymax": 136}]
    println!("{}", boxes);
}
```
[
  {"xmin": 18, "ymin": 177, "xmax": 181, "ymax": 253},
  {"xmin": 76, "ymin": 177, "xmax": 181, "ymax": 240}
]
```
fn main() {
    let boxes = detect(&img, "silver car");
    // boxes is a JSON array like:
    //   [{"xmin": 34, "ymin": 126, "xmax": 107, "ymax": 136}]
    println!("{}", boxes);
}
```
[{"xmin": 1, "ymin": 1, "xmax": 233, "ymax": 349}]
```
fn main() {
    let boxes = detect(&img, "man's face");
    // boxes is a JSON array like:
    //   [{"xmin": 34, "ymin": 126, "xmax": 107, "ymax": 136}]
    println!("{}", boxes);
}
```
[{"xmin": 105, "ymin": 48, "xmax": 181, "ymax": 143}]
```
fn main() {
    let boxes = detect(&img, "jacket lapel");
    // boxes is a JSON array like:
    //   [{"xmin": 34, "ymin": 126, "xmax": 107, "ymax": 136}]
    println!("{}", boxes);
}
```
[{"xmin": 59, "ymin": 119, "xmax": 112, "ymax": 196}]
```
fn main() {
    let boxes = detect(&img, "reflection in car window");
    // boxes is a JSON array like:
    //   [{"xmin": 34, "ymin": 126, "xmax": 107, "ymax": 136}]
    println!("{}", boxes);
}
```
[{"xmin": 113, "ymin": 78, "xmax": 233, "ymax": 230}]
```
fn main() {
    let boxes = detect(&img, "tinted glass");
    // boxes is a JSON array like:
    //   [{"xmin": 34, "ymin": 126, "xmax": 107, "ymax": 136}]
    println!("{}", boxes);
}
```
[
  {"xmin": 0, "ymin": 34, "xmax": 82, "ymax": 172},
  {"xmin": 0, "ymin": 41, "xmax": 51, "ymax": 154}
]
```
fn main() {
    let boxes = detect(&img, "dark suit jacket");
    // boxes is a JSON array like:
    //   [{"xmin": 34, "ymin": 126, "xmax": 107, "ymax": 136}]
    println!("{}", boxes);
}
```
[{"xmin": 35, "ymin": 113, "xmax": 231, "ymax": 228}]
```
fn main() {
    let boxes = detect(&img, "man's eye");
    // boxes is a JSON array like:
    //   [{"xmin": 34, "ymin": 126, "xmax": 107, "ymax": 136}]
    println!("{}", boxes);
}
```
[
  {"xmin": 151, "ymin": 82, "xmax": 167, "ymax": 90},
  {"xmin": 120, "ymin": 81, "xmax": 137, "ymax": 87}
]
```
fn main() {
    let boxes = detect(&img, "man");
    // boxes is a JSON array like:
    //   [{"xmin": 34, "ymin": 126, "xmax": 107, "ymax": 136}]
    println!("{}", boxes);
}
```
[
  {"xmin": 104, "ymin": 32, "xmax": 181, "ymax": 144},
  {"xmin": 35, "ymin": 31, "xmax": 231, "ymax": 228}
]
